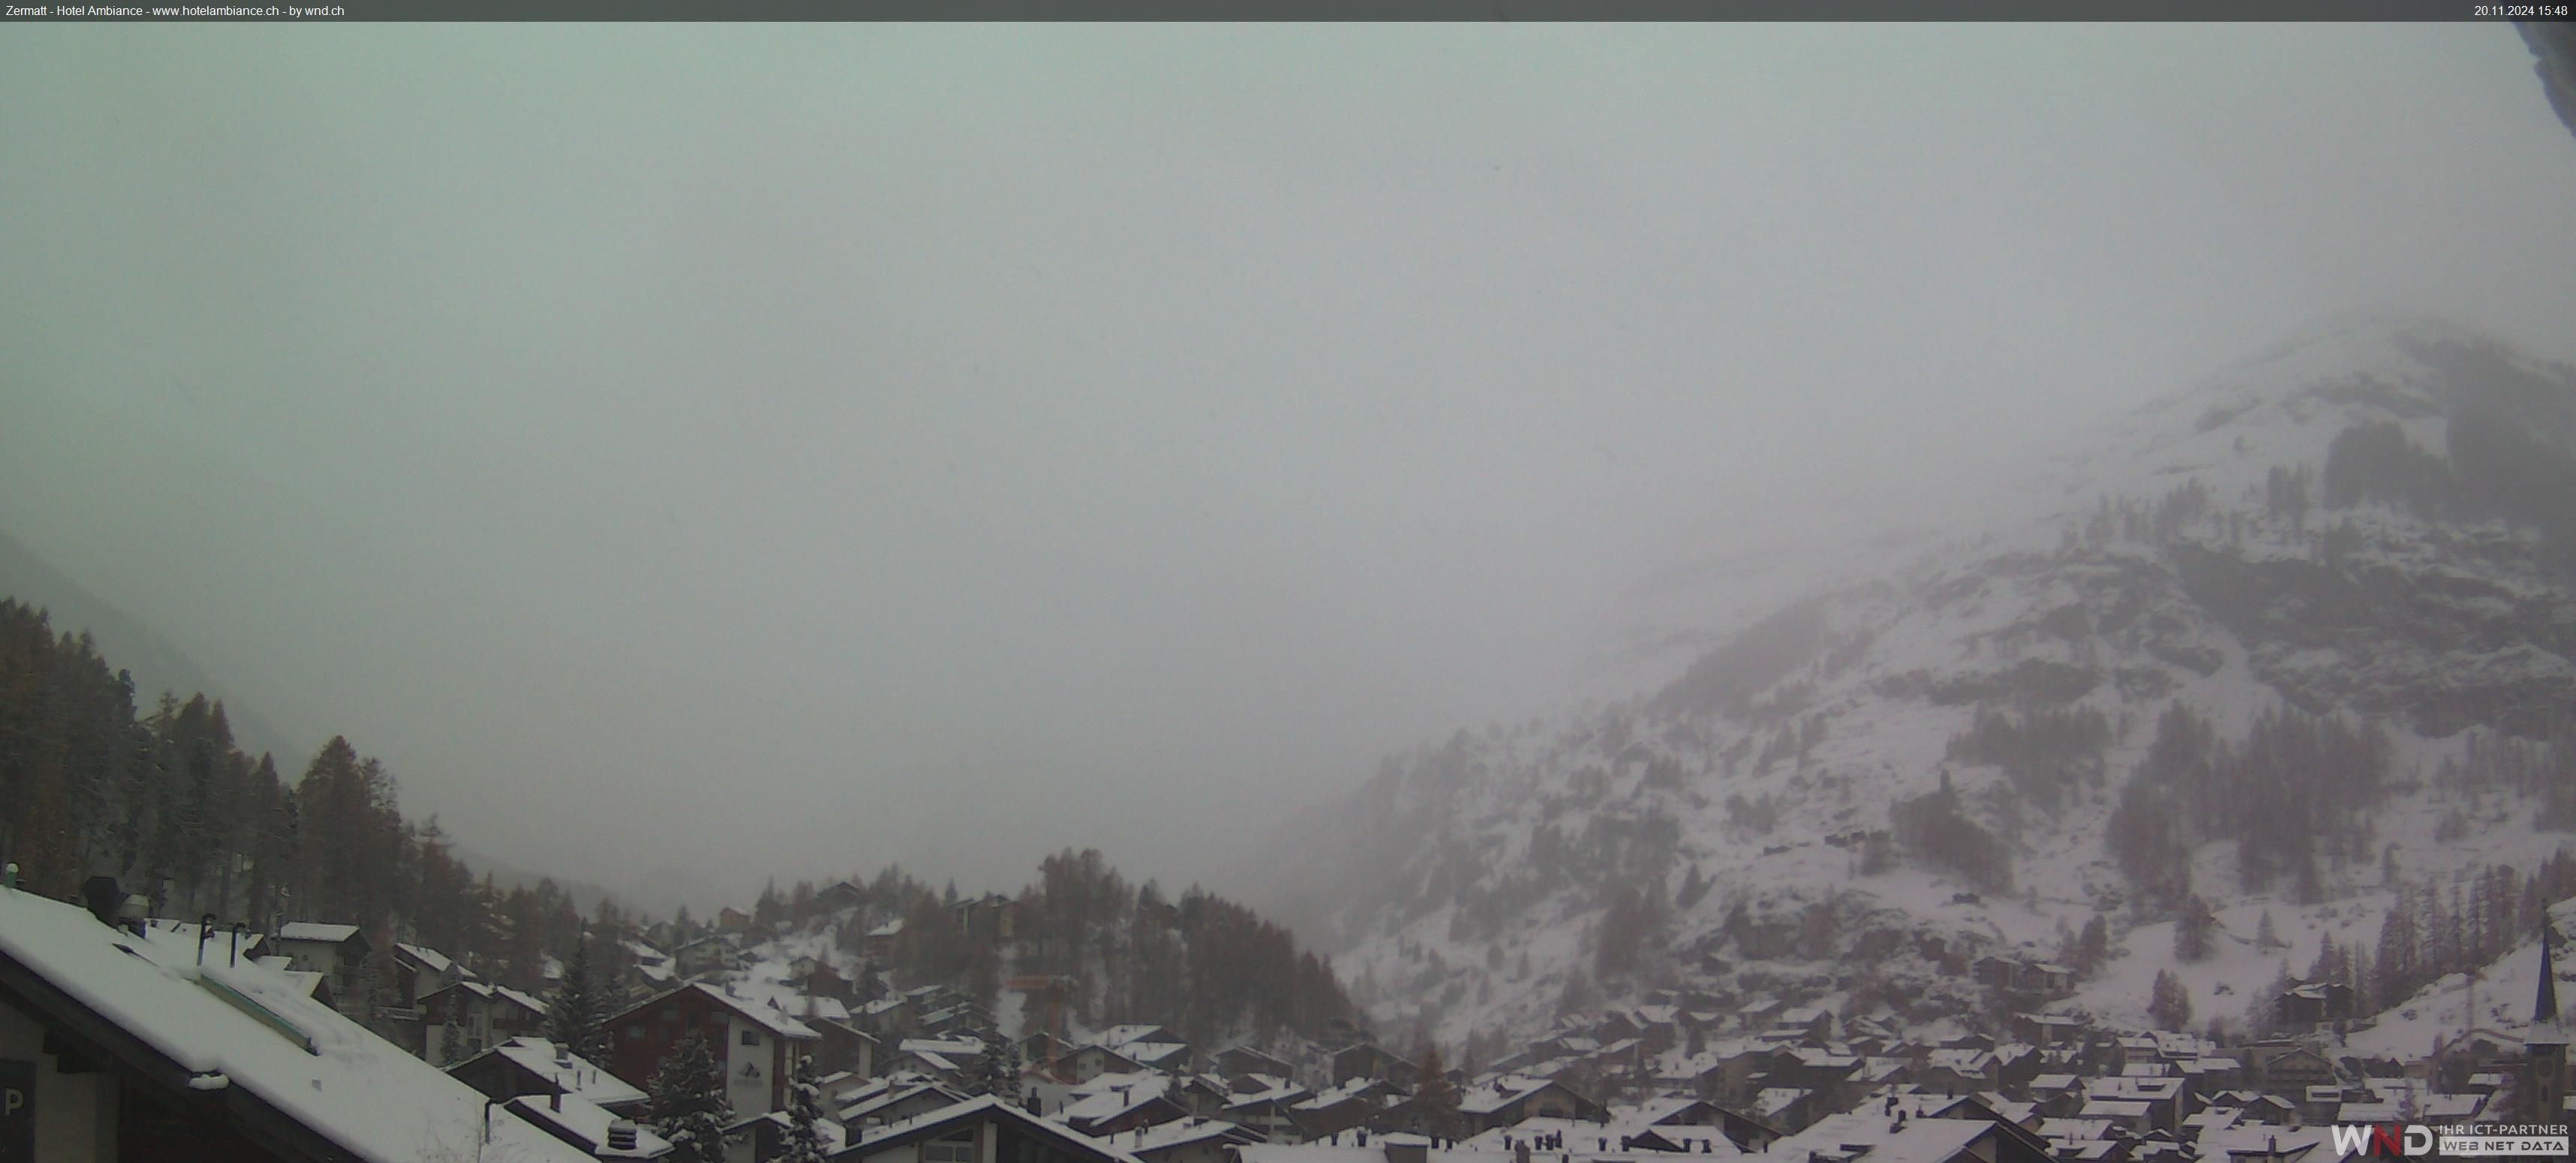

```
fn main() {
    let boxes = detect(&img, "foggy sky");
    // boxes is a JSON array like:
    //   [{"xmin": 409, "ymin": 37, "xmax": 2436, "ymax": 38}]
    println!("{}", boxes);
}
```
[{"xmin": 4, "ymin": 26, "xmax": 2573, "ymax": 914}]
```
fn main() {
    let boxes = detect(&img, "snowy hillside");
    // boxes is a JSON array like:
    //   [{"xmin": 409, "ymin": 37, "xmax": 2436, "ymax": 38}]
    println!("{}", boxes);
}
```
[{"xmin": 1287, "ymin": 317, "xmax": 2576, "ymax": 1053}]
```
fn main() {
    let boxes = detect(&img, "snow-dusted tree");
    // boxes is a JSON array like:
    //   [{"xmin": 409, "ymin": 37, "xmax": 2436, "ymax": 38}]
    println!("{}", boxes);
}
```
[
  {"xmin": 438, "ymin": 997, "xmax": 466, "ymax": 1064},
  {"xmin": 547, "ymin": 936, "xmax": 607, "ymax": 1062},
  {"xmin": 967, "ymin": 1029, "xmax": 1021, "ymax": 1098},
  {"xmin": 2148, "ymin": 969, "xmax": 2192, "ymax": 1032},
  {"xmin": 650, "ymin": 1032, "xmax": 734, "ymax": 1163},
  {"xmin": 2173, "ymin": 896, "xmax": 2216, "ymax": 962},
  {"xmin": 2255, "ymin": 911, "xmax": 2281, "ymax": 951},
  {"xmin": 778, "ymin": 1055, "xmax": 831, "ymax": 1163}
]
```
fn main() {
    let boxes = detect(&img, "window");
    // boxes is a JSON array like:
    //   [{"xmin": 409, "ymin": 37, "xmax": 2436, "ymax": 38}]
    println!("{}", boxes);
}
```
[
  {"xmin": 741, "ymin": 1028, "xmax": 760, "ymax": 1047},
  {"xmin": 924, "ymin": 1133, "xmax": 976, "ymax": 1163},
  {"xmin": 626, "ymin": 1024, "xmax": 645, "ymax": 1041}
]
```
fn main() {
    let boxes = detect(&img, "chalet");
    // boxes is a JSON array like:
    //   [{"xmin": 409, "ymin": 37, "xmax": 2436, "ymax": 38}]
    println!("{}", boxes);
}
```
[
  {"xmin": 828, "ymin": 1093, "xmax": 1150, "ymax": 1163},
  {"xmin": 1130, "ymin": 1116, "xmax": 1264, "ymax": 1163},
  {"xmin": 948, "ymin": 893, "xmax": 1021, "ymax": 944},
  {"xmin": 0, "ymin": 881, "xmax": 591, "ymax": 1163},
  {"xmin": 421, "ymin": 977, "xmax": 550, "ymax": 1065},
  {"xmin": 1222, "ymin": 1077, "xmax": 1314, "ymax": 1142},
  {"xmin": 840, "ymin": 1077, "xmax": 977, "ymax": 1130},
  {"xmin": 2248, "ymin": 1044, "xmax": 2336, "ymax": 1098},
  {"xmin": 864, "ymin": 918, "xmax": 906, "ymax": 960},
  {"xmin": 718, "ymin": 906, "xmax": 752, "ymax": 932},
  {"xmin": 603, "ymin": 981, "xmax": 822, "ymax": 1118},
  {"xmin": 1770, "ymin": 1110, "xmax": 2042, "ymax": 1163},
  {"xmin": 1916, "ymin": 1048, "xmax": 2001, "ymax": 1095},
  {"xmin": 1772, "ymin": 1007, "xmax": 1833, "ymax": 1043},
  {"xmin": 1023, "ymin": 1030, "xmax": 1072, "ymax": 1071},
  {"xmin": 2276, "ymin": 981, "xmax": 2359, "ymax": 1029},
  {"xmin": 1062, "ymin": 1042, "xmax": 1151, "ymax": 1084},
  {"xmin": 1215, "ymin": 1044, "xmax": 1296, "ymax": 1080},
  {"xmin": 505, "ymin": 1089, "xmax": 672, "ymax": 1158},
  {"xmin": 734, "ymin": 1107, "xmax": 850, "ymax": 1161},
  {"xmin": 1751, "ymin": 1086, "xmax": 1817, "ymax": 1133},
  {"xmin": 1061, "ymin": 1072, "xmax": 1188, "ymax": 1138},
  {"xmin": 675, "ymin": 931, "xmax": 746, "ymax": 979},
  {"xmin": 819, "ymin": 880, "xmax": 869, "ymax": 914},
  {"xmin": 388, "ymin": 941, "xmax": 465, "ymax": 1004},
  {"xmin": 1171, "ymin": 1074, "xmax": 1235, "ymax": 1118},
  {"xmin": 1290, "ymin": 1078, "xmax": 1388, "ymax": 1140},
  {"xmin": 810, "ymin": 1015, "xmax": 884, "ymax": 1078},
  {"xmin": 1332, "ymin": 1043, "xmax": 1419, "ymax": 1087},
  {"xmin": 270, "ymin": 921, "xmax": 373, "ymax": 1020},
  {"xmin": 890, "ymin": 1035, "xmax": 991, "ymax": 1083},
  {"xmin": 1455, "ymin": 1074, "xmax": 1607, "ymax": 1134},
  {"xmin": 451, "ymin": 1035, "xmax": 650, "ymax": 1115}
]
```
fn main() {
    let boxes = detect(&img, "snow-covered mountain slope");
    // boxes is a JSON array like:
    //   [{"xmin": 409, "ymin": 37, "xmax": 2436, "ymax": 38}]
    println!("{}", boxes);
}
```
[{"xmin": 1282, "ymin": 317, "xmax": 2576, "ymax": 1048}]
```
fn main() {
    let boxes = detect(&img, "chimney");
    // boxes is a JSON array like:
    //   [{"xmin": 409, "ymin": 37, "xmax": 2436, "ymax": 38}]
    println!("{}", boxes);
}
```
[
  {"xmin": 606, "ymin": 1119, "xmax": 640, "ymax": 1151},
  {"xmin": 81, "ymin": 876, "xmax": 124, "ymax": 927}
]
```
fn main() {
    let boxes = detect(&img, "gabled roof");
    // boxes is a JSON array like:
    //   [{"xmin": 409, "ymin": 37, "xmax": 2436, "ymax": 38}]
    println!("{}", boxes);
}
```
[
  {"xmin": 478, "ymin": 1035, "xmax": 650, "ymax": 1109},
  {"xmin": 508, "ymin": 1092, "xmax": 672, "ymax": 1158},
  {"xmin": 635, "ymin": 981, "xmax": 822, "ymax": 1040},
  {"xmin": 830, "ymin": 1094, "xmax": 1147, "ymax": 1163},
  {"xmin": 391, "ymin": 942, "xmax": 456, "ymax": 974},
  {"xmin": 276, "ymin": 922, "xmax": 363, "ymax": 944},
  {"xmin": 1459, "ymin": 1074, "xmax": 1571, "ymax": 1116},
  {"xmin": 1128, "ymin": 1116, "xmax": 1263, "ymax": 1154},
  {"xmin": 0, "ymin": 886, "xmax": 587, "ymax": 1163},
  {"xmin": 1770, "ymin": 1113, "xmax": 1997, "ymax": 1163}
]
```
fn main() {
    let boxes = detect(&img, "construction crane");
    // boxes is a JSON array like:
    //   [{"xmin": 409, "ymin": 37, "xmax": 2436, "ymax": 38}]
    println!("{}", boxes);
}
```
[{"xmin": 1008, "ymin": 974, "xmax": 1078, "ymax": 1061}]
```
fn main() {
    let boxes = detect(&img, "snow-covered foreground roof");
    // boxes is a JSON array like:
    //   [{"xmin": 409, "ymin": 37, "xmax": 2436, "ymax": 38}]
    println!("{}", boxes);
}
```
[{"xmin": 0, "ymin": 887, "xmax": 589, "ymax": 1163}]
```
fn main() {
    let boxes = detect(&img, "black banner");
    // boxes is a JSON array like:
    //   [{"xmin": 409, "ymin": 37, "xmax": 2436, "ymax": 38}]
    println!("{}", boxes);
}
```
[
  {"xmin": 0, "ymin": 1059, "xmax": 32, "ymax": 1163},
  {"xmin": 2, "ymin": 0, "xmax": 2562, "ymax": 17}
]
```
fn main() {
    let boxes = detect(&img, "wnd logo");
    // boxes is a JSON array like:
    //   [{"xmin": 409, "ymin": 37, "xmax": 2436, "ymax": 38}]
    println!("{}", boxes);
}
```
[{"xmin": 2328, "ymin": 1124, "xmax": 2436, "ymax": 1158}]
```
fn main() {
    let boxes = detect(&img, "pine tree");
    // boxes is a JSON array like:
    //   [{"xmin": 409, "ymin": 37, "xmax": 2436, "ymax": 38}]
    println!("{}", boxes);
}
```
[
  {"xmin": 439, "ymin": 998, "xmax": 466, "ymax": 1064},
  {"xmin": 778, "ymin": 1055, "xmax": 831, "ymax": 1163},
  {"xmin": 547, "ymin": 936, "xmax": 607, "ymax": 1062},
  {"xmin": 2255, "ymin": 911, "xmax": 2280, "ymax": 951},
  {"xmin": 2077, "ymin": 915, "xmax": 2109, "ymax": 974},
  {"xmin": 2173, "ymin": 896, "xmax": 2215, "ymax": 962},
  {"xmin": 2148, "ymin": 969, "xmax": 2192, "ymax": 1031},
  {"xmin": 650, "ymin": 1032, "xmax": 734, "ymax": 1163},
  {"xmin": 967, "ymin": 1028, "xmax": 1021, "ymax": 1098}
]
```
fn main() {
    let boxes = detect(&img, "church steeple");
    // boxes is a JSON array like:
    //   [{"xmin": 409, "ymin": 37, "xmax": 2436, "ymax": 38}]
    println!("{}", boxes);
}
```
[
  {"xmin": 2528, "ymin": 921, "xmax": 2568, "ymax": 1125},
  {"xmin": 2533, "ymin": 928, "xmax": 2568, "ymax": 1048}
]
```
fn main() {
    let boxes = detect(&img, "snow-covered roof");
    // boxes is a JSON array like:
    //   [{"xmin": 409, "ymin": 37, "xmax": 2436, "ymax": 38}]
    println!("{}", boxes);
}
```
[
  {"xmin": 392, "ymin": 942, "xmax": 455, "ymax": 974},
  {"xmin": 276, "ymin": 921, "xmax": 362, "ymax": 944},
  {"xmin": 838, "ymin": 1077, "xmax": 969, "ymax": 1125},
  {"xmin": 1458, "ymin": 1075, "xmax": 1560, "ymax": 1116},
  {"xmin": 846, "ymin": 1094, "xmax": 1147, "ymax": 1163},
  {"xmin": 684, "ymin": 981, "xmax": 820, "ymax": 1039},
  {"xmin": 0, "ymin": 886, "xmax": 590, "ymax": 1163},
  {"xmin": 1093, "ymin": 1023, "xmax": 1170, "ymax": 1048},
  {"xmin": 508, "ymin": 1092, "xmax": 671, "ymax": 1158},
  {"xmin": 1771, "ymin": 1113, "xmax": 1995, "ymax": 1163},
  {"xmin": 1061, "ymin": 1074, "xmax": 1175, "ymax": 1125},
  {"xmin": 489, "ymin": 1035, "xmax": 650, "ymax": 1108},
  {"xmin": 901, "ymin": 1035, "xmax": 987, "ymax": 1058},
  {"xmin": 1128, "ymin": 1116, "xmax": 1258, "ymax": 1153}
]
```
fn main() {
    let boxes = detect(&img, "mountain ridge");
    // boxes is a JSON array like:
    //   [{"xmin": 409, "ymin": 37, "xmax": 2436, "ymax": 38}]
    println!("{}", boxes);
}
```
[{"xmin": 1273, "ymin": 317, "xmax": 2576, "ymax": 1050}]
